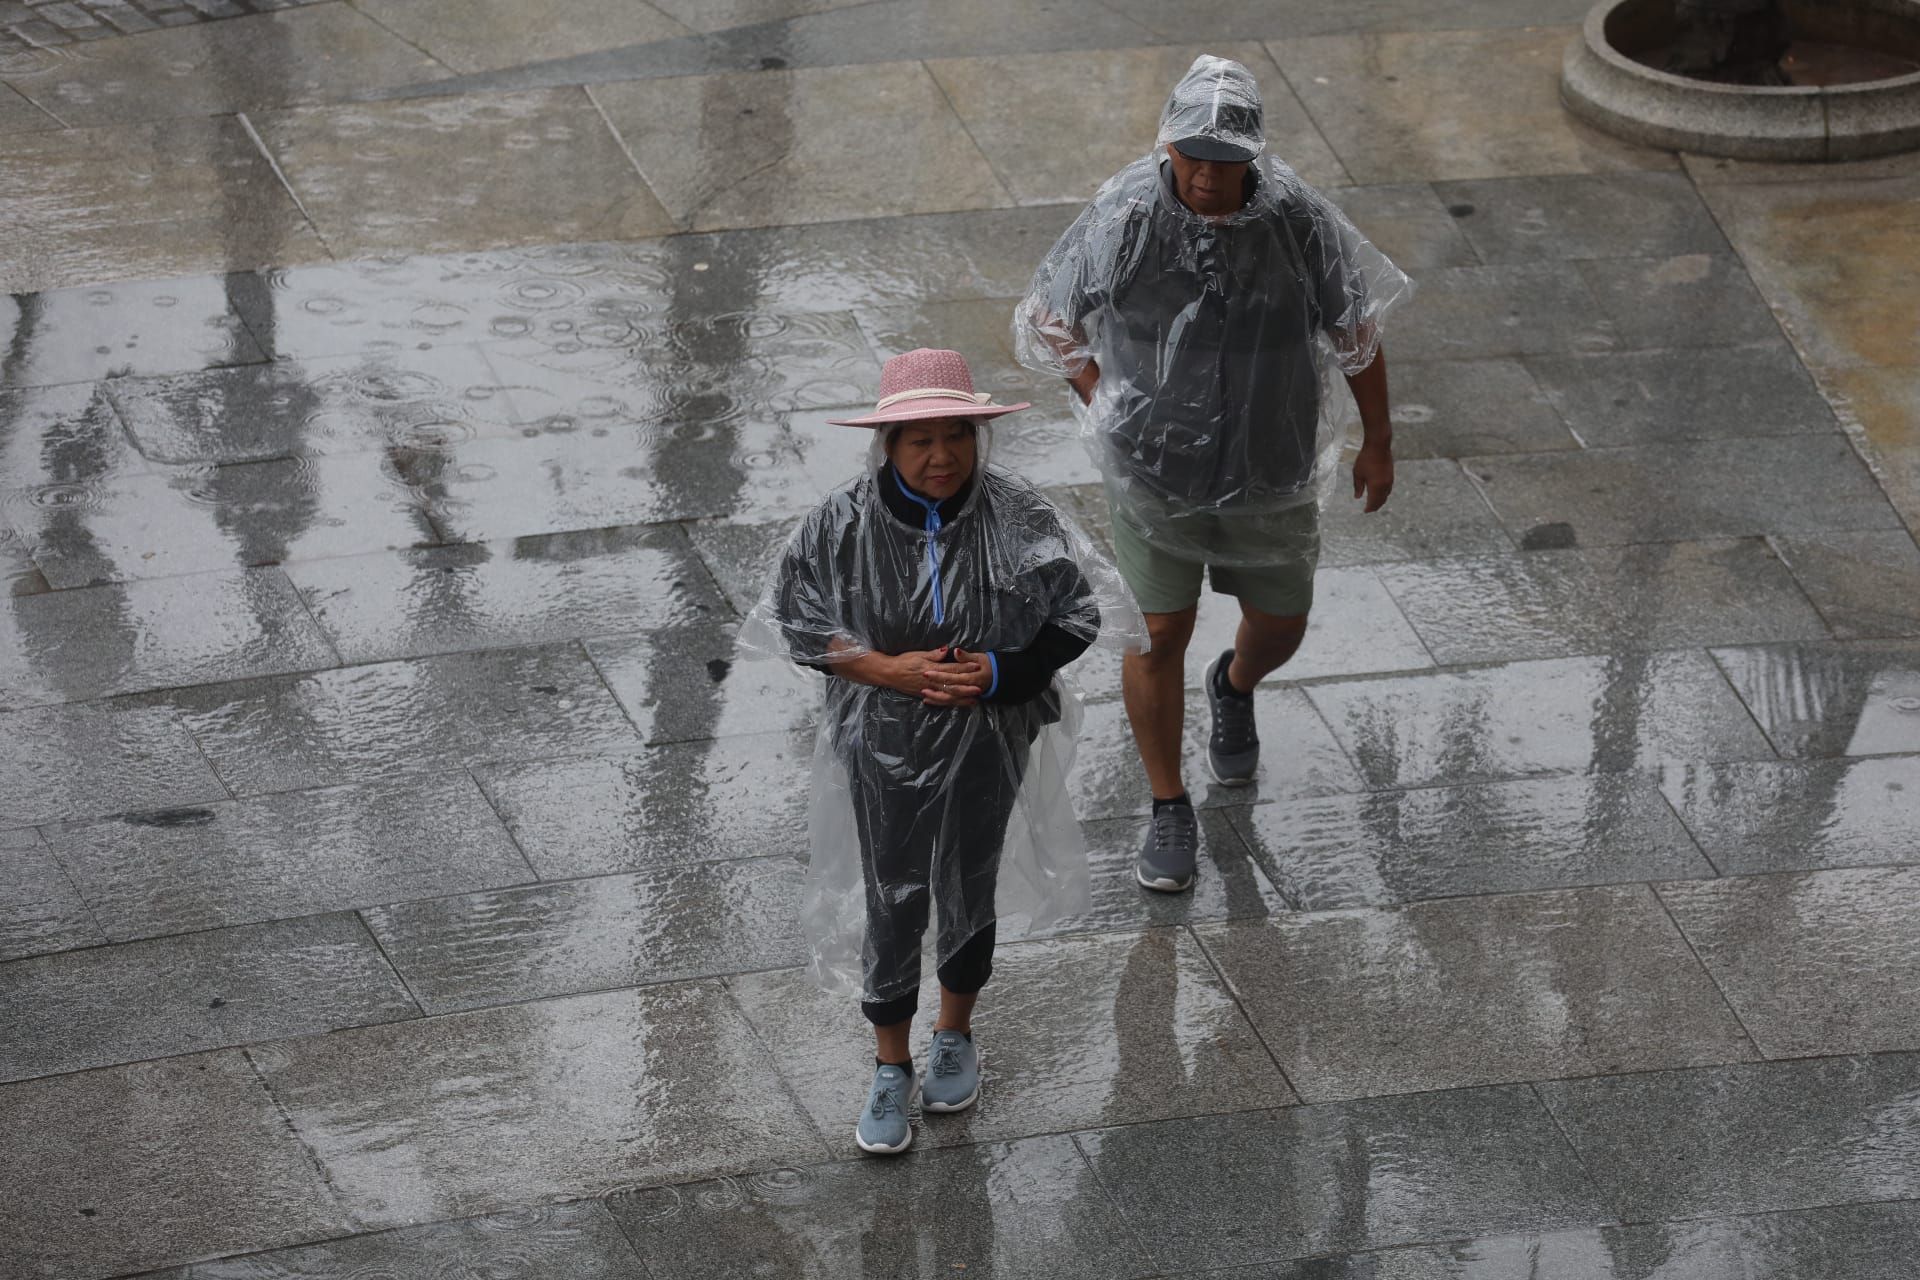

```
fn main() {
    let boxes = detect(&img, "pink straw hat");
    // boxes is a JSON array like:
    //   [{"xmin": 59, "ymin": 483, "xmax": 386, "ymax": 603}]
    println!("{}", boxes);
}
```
[{"xmin": 826, "ymin": 348, "xmax": 1030, "ymax": 428}]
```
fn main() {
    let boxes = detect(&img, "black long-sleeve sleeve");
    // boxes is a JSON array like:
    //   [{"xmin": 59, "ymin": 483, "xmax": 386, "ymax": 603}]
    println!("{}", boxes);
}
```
[{"xmin": 982, "ymin": 622, "xmax": 1094, "ymax": 704}]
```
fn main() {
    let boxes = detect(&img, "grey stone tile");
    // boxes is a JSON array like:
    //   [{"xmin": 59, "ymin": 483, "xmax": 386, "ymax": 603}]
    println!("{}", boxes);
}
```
[
  {"xmin": 1434, "ymin": 173, "xmax": 1728, "ymax": 263},
  {"xmin": 45, "ymin": 771, "xmax": 531, "ymax": 940},
  {"xmin": 1577, "ymin": 254, "xmax": 1785, "ymax": 351},
  {"xmin": 1071, "ymin": 688, "xmax": 1363, "ymax": 820},
  {"xmin": 164, "ymin": 642, "xmax": 642, "ymax": 794},
  {"xmin": 1524, "ymin": 343, "xmax": 1840, "ymax": 447},
  {"xmin": 1319, "ymin": 458, "xmax": 1515, "ymax": 566},
  {"xmin": 0, "ymin": 382, "xmax": 154, "ymax": 503},
  {"xmin": 1376, "ymin": 540, "xmax": 1831, "ymax": 665},
  {"xmin": 0, "ymin": 524, "xmax": 45, "ymax": 598},
  {"xmin": 1662, "ymin": 757, "xmax": 1920, "ymax": 876},
  {"xmin": 352, "ymin": 0, "xmax": 691, "ymax": 74},
  {"xmin": 1537, "ymin": 1054, "xmax": 1920, "ymax": 1220},
  {"xmin": 288, "ymin": 524, "xmax": 725, "ymax": 664},
  {"xmin": 697, "ymin": 0, "xmax": 1160, "ymax": 71},
  {"xmin": 1307, "ymin": 651, "xmax": 1778, "ymax": 789},
  {"xmin": 474, "ymin": 731, "xmax": 812, "ymax": 878},
  {"xmin": 1661, "ymin": 866, "xmax": 1920, "ymax": 1059},
  {"xmin": 361, "ymin": 26, "xmax": 730, "ymax": 100},
  {"xmin": 1077, "ymin": 1087, "xmax": 1610, "ymax": 1271},
  {"xmin": 252, "ymin": 981, "xmax": 828, "ymax": 1226},
  {"xmin": 0, "ymin": 912, "xmax": 418, "ymax": 1082},
  {"xmin": 0, "ymin": 699, "xmax": 225, "ymax": 827},
  {"xmin": 1712, "ymin": 640, "xmax": 1920, "ymax": 758},
  {"xmin": 685, "ymin": 517, "xmax": 788, "ymax": 615},
  {"xmin": 1386, "ymin": 358, "xmax": 1578, "ymax": 460},
  {"xmin": 0, "ymin": 567, "xmax": 337, "ymax": 711},
  {"xmin": 0, "ymin": 827, "xmax": 104, "ymax": 962},
  {"xmin": 0, "ymin": 276, "xmax": 264, "ymax": 388},
  {"xmin": 1326, "ymin": 183, "xmax": 1479, "ymax": 271},
  {"xmin": 611, "ymin": 1134, "xmax": 1155, "ymax": 1280},
  {"xmin": 1050, "ymin": 809, "xmax": 1292, "ymax": 932},
  {"xmin": 593, "ymin": 61, "xmax": 1010, "ymax": 232},
  {"xmin": 180, "ymin": 1199, "xmax": 649, "ymax": 1278},
  {"xmin": 1230, "ymin": 774, "xmax": 1712, "ymax": 910},
  {"xmin": 1463, "ymin": 437, "xmax": 1902, "ymax": 547},
  {"xmin": 0, "ymin": 80, "xmax": 58, "ymax": 132},
  {"xmin": 586, "ymin": 626, "xmax": 824, "ymax": 744},
  {"xmin": 0, "ymin": 1051, "xmax": 349, "ymax": 1280},
  {"xmin": 648, "ymin": 0, "xmax": 867, "ymax": 33},
  {"xmin": 252, "ymin": 89, "xmax": 675, "ymax": 257},
  {"xmin": 729, "ymin": 929, "xmax": 1295, "ymax": 1158},
  {"xmin": 1097, "ymin": 0, "xmax": 1594, "ymax": 39},
  {"xmin": 1776, "ymin": 530, "xmax": 1920, "ymax": 641},
  {"xmin": 1388, "ymin": 262, "xmax": 1616, "ymax": 362},
  {"xmin": 1199, "ymin": 885, "xmax": 1754, "ymax": 1102},
  {"xmin": 367, "ymin": 856, "xmax": 805, "ymax": 1013}
]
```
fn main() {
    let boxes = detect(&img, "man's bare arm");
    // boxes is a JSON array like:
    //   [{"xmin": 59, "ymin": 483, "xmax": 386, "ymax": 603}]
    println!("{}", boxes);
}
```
[{"xmin": 1344, "ymin": 344, "xmax": 1393, "ymax": 513}]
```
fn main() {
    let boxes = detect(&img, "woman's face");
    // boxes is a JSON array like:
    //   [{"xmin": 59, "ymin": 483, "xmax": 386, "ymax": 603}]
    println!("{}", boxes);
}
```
[{"xmin": 887, "ymin": 418, "xmax": 977, "ymax": 502}]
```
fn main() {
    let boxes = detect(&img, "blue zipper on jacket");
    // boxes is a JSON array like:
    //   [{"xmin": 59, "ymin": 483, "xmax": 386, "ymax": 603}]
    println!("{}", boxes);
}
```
[{"xmin": 890, "ymin": 466, "xmax": 946, "ymax": 625}]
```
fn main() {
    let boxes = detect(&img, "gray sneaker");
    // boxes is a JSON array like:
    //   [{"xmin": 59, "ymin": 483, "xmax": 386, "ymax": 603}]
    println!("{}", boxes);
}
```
[
  {"xmin": 1205, "ymin": 649, "xmax": 1259, "ymax": 786},
  {"xmin": 921, "ymin": 1030, "xmax": 981, "ymax": 1113},
  {"xmin": 1137, "ymin": 800, "xmax": 1198, "ymax": 893},
  {"xmin": 854, "ymin": 1063, "xmax": 918, "ymax": 1155}
]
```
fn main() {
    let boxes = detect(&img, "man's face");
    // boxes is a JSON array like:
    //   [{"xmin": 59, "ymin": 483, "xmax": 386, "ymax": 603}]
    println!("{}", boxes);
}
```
[{"xmin": 1165, "ymin": 143, "xmax": 1251, "ymax": 217}]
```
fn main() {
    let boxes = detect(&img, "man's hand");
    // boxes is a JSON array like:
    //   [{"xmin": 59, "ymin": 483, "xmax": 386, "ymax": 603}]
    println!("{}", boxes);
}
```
[
  {"xmin": 1067, "ymin": 359, "xmax": 1100, "ymax": 406},
  {"xmin": 1353, "ymin": 442, "xmax": 1394, "ymax": 513}
]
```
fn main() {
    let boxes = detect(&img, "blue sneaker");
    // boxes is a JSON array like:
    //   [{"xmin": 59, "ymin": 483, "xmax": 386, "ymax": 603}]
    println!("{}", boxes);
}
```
[
  {"xmin": 855, "ymin": 1063, "xmax": 917, "ymax": 1155},
  {"xmin": 921, "ymin": 1030, "xmax": 981, "ymax": 1113}
]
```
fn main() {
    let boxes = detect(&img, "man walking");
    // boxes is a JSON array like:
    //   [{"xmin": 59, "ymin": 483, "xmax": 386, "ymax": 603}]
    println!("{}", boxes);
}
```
[{"xmin": 1015, "ymin": 54, "xmax": 1412, "ymax": 893}]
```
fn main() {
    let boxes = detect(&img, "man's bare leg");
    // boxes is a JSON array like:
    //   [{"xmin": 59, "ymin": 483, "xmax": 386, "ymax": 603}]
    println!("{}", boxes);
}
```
[
  {"xmin": 1123, "ymin": 606, "xmax": 1198, "ymax": 800},
  {"xmin": 1226, "ymin": 602, "xmax": 1310, "ymax": 693}
]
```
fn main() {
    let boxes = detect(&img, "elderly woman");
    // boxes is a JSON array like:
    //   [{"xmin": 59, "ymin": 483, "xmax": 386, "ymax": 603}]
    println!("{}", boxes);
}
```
[{"xmin": 747, "ymin": 348, "xmax": 1140, "ymax": 1155}]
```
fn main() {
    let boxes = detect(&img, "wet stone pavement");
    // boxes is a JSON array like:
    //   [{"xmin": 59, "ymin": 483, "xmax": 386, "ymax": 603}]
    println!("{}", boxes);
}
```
[{"xmin": 5, "ymin": 2, "xmax": 1920, "ymax": 1278}]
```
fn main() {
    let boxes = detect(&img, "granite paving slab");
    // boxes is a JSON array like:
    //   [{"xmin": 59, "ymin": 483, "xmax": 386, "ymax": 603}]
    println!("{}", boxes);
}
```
[
  {"xmin": 1660, "ymin": 865, "xmax": 1920, "ymax": 1059},
  {"xmin": 587, "ymin": 626, "xmax": 824, "ymax": 743},
  {"xmin": 1266, "ymin": 28, "xmax": 1675, "ymax": 184},
  {"xmin": 287, "ymin": 523, "xmax": 724, "ymax": 664},
  {"xmin": 1325, "ymin": 182, "xmax": 1479, "ymax": 271},
  {"xmin": 1523, "ymin": 343, "xmax": 1839, "ymax": 447},
  {"xmin": 0, "ymin": 827, "xmax": 103, "ymax": 963},
  {"xmin": 473, "ymin": 730, "xmax": 812, "ymax": 877},
  {"xmin": 1711, "ymin": 640, "xmax": 1920, "ymax": 758},
  {"xmin": 695, "ymin": 0, "xmax": 1160, "ymax": 71},
  {"xmin": 1537, "ymin": 1054, "xmax": 1920, "ymax": 1220},
  {"xmin": 593, "ymin": 61, "xmax": 1010, "ymax": 232},
  {"xmin": 1199, "ymin": 884, "xmax": 1755, "ymax": 1101},
  {"xmin": 1576, "ymin": 254, "xmax": 1785, "ymax": 351},
  {"xmin": 1307, "ymin": 650, "xmax": 1778, "ymax": 789},
  {"xmin": 1819, "ymin": 362, "xmax": 1920, "ymax": 541},
  {"xmin": 729, "ymin": 928, "xmax": 1295, "ymax": 1157},
  {"xmin": 1387, "ymin": 262, "xmax": 1615, "ymax": 361},
  {"xmin": 1, "ymin": 382, "xmax": 159, "ymax": 501},
  {"xmin": 0, "ymin": 1051, "xmax": 350, "ymax": 1280},
  {"xmin": 1434, "ymin": 172, "xmax": 1727, "ymax": 263},
  {"xmin": 1076, "ymin": 1087, "xmax": 1611, "ymax": 1272},
  {"xmin": 1661, "ymin": 757, "xmax": 1920, "ymax": 876},
  {"xmin": 366, "ymin": 856, "xmax": 805, "ymax": 1012},
  {"xmin": 251, "ymin": 88, "xmax": 676, "ymax": 257},
  {"xmin": 0, "ymin": 121, "xmax": 325, "ymax": 294},
  {"xmin": 647, "ymin": 0, "xmax": 869, "ymax": 33},
  {"xmin": 0, "ymin": 525, "xmax": 45, "ymax": 597},
  {"xmin": 1093, "ymin": 0, "xmax": 1594, "ymax": 39},
  {"xmin": 1384, "ymin": 358, "xmax": 1578, "ymax": 460},
  {"xmin": 609, "ymin": 1134, "xmax": 1155, "ymax": 1280},
  {"xmin": 45, "ymin": 771, "xmax": 532, "ymax": 940},
  {"xmin": 163, "ymin": 641, "xmax": 642, "ymax": 794},
  {"xmin": 1376, "ymin": 540, "xmax": 1830, "ymax": 665},
  {"xmin": 0, "ymin": 699, "xmax": 226, "ymax": 827},
  {"xmin": 251, "ymin": 981, "xmax": 829, "ymax": 1226},
  {"xmin": 0, "ymin": 3, "xmax": 447, "ymax": 126},
  {"xmin": 684, "ymin": 517, "xmax": 789, "ymax": 615},
  {"xmin": 0, "ymin": 912, "xmax": 417, "ymax": 1082},
  {"xmin": 1318, "ymin": 458, "xmax": 1515, "ymax": 566},
  {"xmin": 0, "ymin": 276, "xmax": 265, "ymax": 388},
  {"xmin": 1050, "ymin": 809, "xmax": 1292, "ymax": 932},
  {"xmin": 1228, "ymin": 773, "xmax": 1712, "ymax": 910},
  {"xmin": 926, "ymin": 43, "xmax": 1347, "ymax": 204},
  {"xmin": 0, "ymin": 80, "xmax": 57, "ymax": 131},
  {"xmin": 351, "ymin": 0, "xmax": 691, "ymax": 74},
  {"xmin": 0, "ymin": 567, "xmax": 337, "ymax": 711},
  {"xmin": 1774, "ymin": 530, "xmax": 1920, "ymax": 640},
  {"xmin": 1463, "ymin": 437, "xmax": 1901, "ymax": 548}
]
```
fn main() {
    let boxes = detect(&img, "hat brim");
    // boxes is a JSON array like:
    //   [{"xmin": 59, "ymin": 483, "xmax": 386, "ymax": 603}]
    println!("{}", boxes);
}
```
[
  {"xmin": 824, "ymin": 398, "xmax": 1031, "ymax": 428},
  {"xmin": 1171, "ymin": 135, "xmax": 1261, "ymax": 163}
]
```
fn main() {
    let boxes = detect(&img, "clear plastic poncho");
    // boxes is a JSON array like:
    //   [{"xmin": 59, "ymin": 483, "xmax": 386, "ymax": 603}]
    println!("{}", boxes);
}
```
[
  {"xmin": 1014, "ymin": 55, "xmax": 1415, "ymax": 566},
  {"xmin": 741, "ymin": 425, "xmax": 1146, "ymax": 1005}
]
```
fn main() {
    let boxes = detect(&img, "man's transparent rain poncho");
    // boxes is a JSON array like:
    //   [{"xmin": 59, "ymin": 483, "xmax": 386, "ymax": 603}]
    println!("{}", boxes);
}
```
[
  {"xmin": 742, "ymin": 425, "xmax": 1146, "ymax": 1005},
  {"xmin": 1014, "ymin": 54, "xmax": 1416, "ymax": 566}
]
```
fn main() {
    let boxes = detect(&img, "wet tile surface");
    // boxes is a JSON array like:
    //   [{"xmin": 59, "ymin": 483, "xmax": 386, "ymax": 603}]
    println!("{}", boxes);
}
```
[
  {"xmin": 730, "ymin": 928, "xmax": 1295, "ymax": 1158},
  {"xmin": 1078, "ymin": 1087, "xmax": 1610, "ymax": 1271},
  {"xmin": 1318, "ymin": 458, "xmax": 1515, "ymax": 566},
  {"xmin": 353, "ymin": 0, "xmax": 691, "ymax": 73},
  {"xmin": 46, "ymin": 772, "xmax": 532, "ymax": 940},
  {"xmin": 0, "ymin": 1051, "xmax": 349, "ymax": 1280},
  {"xmin": 1229, "ymin": 774, "xmax": 1712, "ymax": 909},
  {"xmin": 1308, "ymin": 650, "xmax": 1777, "ymax": 789},
  {"xmin": 1524, "ymin": 343, "xmax": 1839, "ymax": 447},
  {"xmin": 1435, "ymin": 172, "xmax": 1727, "ymax": 263},
  {"xmin": 253, "ymin": 981, "xmax": 827, "ymax": 1226},
  {"xmin": 1774, "ymin": 530, "xmax": 1920, "ymax": 640},
  {"xmin": 367, "ymin": 856, "xmax": 805, "ymax": 1012},
  {"xmin": 1386, "ymin": 358, "xmax": 1578, "ymax": 460},
  {"xmin": 1052, "ymin": 809, "xmax": 1291, "ymax": 931},
  {"xmin": 586, "ymin": 626, "xmax": 824, "ymax": 743},
  {"xmin": 1661, "ymin": 756, "xmax": 1920, "ymax": 876},
  {"xmin": 1538, "ymin": 1054, "xmax": 1920, "ymax": 1220},
  {"xmin": 1576, "ymin": 253, "xmax": 1785, "ymax": 351},
  {"xmin": 1326, "ymin": 182, "xmax": 1479, "ymax": 271},
  {"xmin": 0, "ymin": 699, "xmax": 226, "ymax": 827},
  {"xmin": 1388, "ymin": 262, "xmax": 1615, "ymax": 362},
  {"xmin": 0, "ymin": 912, "xmax": 417, "ymax": 1081},
  {"xmin": 1199, "ymin": 885, "xmax": 1754, "ymax": 1101},
  {"xmin": 695, "ymin": 0, "xmax": 1160, "ymax": 71},
  {"xmin": 1712, "ymin": 641, "xmax": 1920, "ymax": 758},
  {"xmin": 0, "ymin": 827, "xmax": 104, "ymax": 962},
  {"xmin": 0, "ymin": 277, "xmax": 265, "ymax": 388},
  {"xmin": 610, "ymin": 1134, "xmax": 1155, "ymax": 1280}
]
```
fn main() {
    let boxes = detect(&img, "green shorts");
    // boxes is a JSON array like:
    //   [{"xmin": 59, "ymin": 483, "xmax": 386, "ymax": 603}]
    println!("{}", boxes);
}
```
[{"xmin": 1110, "ymin": 500, "xmax": 1320, "ymax": 617}]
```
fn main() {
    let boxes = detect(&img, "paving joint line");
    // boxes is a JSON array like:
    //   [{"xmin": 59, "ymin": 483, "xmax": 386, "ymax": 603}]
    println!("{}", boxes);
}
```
[
  {"xmin": 236, "ymin": 110, "xmax": 336, "ymax": 261},
  {"xmin": 1182, "ymin": 920, "xmax": 1305, "ymax": 1104},
  {"xmin": 1646, "ymin": 877, "xmax": 1768, "ymax": 1060}
]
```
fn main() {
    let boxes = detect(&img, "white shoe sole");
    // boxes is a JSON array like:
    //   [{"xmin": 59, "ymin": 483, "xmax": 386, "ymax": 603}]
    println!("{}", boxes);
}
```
[
  {"xmin": 922, "ymin": 1045, "xmax": 982, "ymax": 1113},
  {"xmin": 1207, "ymin": 754, "xmax": 1256, "ymax": 788},
  {"xmin": 1136, "ymin": 865, "xmax": 1195, "ymax": 893},
  {"xmin": 854, "ymin": 1079, "xmax": 918, "ymax": 1155}
]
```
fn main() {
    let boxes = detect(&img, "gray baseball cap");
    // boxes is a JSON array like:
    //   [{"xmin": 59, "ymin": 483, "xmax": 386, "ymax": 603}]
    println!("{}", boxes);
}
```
[{"xmin": 1157, "ymin": 54, "xmax": 1265, "ymax": 163}]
